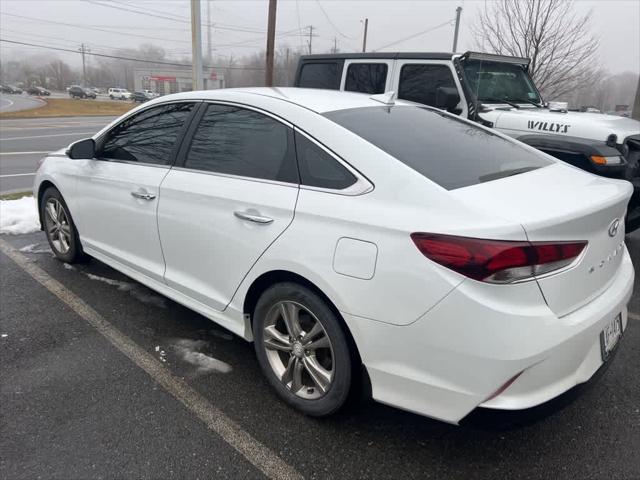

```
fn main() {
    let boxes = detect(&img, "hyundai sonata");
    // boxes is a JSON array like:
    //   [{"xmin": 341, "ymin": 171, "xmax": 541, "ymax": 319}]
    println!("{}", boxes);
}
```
[{"xmin": 33, "ymin": 88, "xmax": 633, "ymax": 424}]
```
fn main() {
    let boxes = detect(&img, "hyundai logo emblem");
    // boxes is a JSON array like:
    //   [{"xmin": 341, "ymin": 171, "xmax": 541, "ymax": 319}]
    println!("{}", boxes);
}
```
[{"xmin": 608, "ymin": 218, "xmax": 620, "ymax": 238}]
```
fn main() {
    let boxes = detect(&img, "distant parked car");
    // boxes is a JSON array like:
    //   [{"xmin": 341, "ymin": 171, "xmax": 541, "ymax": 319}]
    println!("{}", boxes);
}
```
[
  {"xmin": 142, "ymin": 89, "xmax": 159, "ymax": 98},
  {"xmin": 27, "ymin": 86, "xmax": 51, "ymax": 96},
  {"xmin": 108, "ymin": 88, "xmax": 132, "ymax": 100},
  {"xmin": 131, "ymin": 91, "xmax": 152, "ymax": 103},
  {"xmin": 2, "ymin": 84, "xmax": 23, "ymax": 94},
  {"xmin": 68, "ymin": 86, "xmax": 96, "ymax": 99}
]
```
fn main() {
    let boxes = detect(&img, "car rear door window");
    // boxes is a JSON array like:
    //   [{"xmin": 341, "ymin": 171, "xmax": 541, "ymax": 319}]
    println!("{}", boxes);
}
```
[
  {"xmin": 99, "ymin": 103, "xmax": 194, "ymax": 165},
  {"xmin": 295, "ymin": 132, "xmax": 356, "ymax": 190},
  {"xmin": 324, "ymin": 106, "xmax": 552, "ymax": 190},
  {"xmin": 183, "ymin": 104, "xmax": 298, "ymax": 183},
  {"xmin": 398, "ymin": 64, "xmax": 459, "ymax": 108},
  {"xmin": 345, "ymin": 63, "xmax": 388, "ymax": 94},
  {"xmin": 298, "ymin": 62, "xmax": 342, "ymax": 90}
]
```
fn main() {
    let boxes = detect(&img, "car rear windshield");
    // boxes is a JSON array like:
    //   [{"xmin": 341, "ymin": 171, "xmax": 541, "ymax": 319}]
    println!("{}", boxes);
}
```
[{"xmin": 324, "ymin": 106, "xmax": 552, "ymax": 190}]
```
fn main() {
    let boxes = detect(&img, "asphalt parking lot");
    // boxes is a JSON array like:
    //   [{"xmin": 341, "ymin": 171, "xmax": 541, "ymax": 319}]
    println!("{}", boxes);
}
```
[{"xmin": 1, "ymin": 118, "xmax": 640, "ymax": 479}]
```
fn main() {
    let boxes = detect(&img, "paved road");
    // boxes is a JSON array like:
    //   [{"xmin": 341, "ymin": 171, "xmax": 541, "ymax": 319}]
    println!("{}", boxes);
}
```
[
  {"xmin": 0, "ymin": 94, "xmax": 45, "ymax": 113},
  {"xmin": 0, "ymin": 116, "xmax": 114, "ymax": 194},
  {"xmin": 1, "ymin": 226, "xmax": 639, "ymax": 478}
]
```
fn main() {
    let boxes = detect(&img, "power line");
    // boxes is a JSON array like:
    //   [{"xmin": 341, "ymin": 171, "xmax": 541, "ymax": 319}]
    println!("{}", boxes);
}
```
[
  {"xmin": 0, "ymin": 39, "xmax": 272, "ymax": 70},
  {"xmin": 86, "ymin": 0, "xmax": 191, "ymax": 24},
  {"xmin": 87, "ymin": 0, "xmax": 294, "ymax": 35},
  {"xmin": 1, "ymin": 12, "xmax": 191, "ymax": 44},
  {"xmin": 314, "ymin": 0, "xmax": 356, "ymax": 39},
  {"xmin": 0, "ymin": 27, "xmax": 132, "ymax": 52},
  {"xmin": 373, "ymin": 19, "xmax": 454, "ymax": 51}
]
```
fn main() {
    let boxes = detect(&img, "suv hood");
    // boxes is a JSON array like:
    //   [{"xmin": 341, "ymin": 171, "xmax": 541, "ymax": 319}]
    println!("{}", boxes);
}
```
[{"xmin": 482, "ymin": 107, "xmax": 640, "ymax": 144}]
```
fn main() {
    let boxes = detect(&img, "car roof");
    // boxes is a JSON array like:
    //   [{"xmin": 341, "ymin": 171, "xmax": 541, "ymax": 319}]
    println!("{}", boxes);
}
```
[
  {"xmin": 299, "ymin": 52, "xmax": 454, "ymax": 61},
  {"xmin": 147, "ymin": 87, "xmax": 413, "ymax": 114}
]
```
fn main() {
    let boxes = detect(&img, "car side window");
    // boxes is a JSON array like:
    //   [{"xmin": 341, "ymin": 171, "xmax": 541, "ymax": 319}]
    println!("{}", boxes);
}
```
[
  {"xmin": 184, "ymin": 104, "xmax": 299, "ymax": 183},
  {"xmin": 345, "ymin": 63, "xmax": 388, "ymax": 94},
  {"xmin": 294, "ymin": 132, "xmax": 356, "ymax": 190},
  {"xmin": 99, "ymin": 103, "xmax": 194, "ymax": 165},
  {"xmin": 298, "ymin": 63, "xmax": 342, "ymax": 90},
  {"xmin": 398, "ymin": 64, "xmax": 460, "ymax": 110}
]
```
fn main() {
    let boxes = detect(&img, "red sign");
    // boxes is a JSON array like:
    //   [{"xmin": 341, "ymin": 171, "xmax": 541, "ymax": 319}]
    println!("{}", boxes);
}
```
[
  {"xmin": 150, "ymin": 76, "xmax": 176, "ymax": 82},
  {"xmin": 210, "ymin": 71, "xmax": 217, "ymax": 81}
]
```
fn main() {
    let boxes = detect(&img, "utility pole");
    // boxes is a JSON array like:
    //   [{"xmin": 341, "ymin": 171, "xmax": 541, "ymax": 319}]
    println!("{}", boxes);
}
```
[
  {"xmin": 452, "ymin": 6, "xmax": 462, "ymax": 53},
  {"xmin": 79, "ymin": 43, "xmax": 90, "ymax": 86},
  {"xmin": 285, "ymin": 47, "xmax": 290, "ymax": 85},
  {"xmin": 190, "ymin": 0, "xmax": 204, "ymax": 90},
  {"xmin": 265, "ymin": 0, "xmax": 277, "ymax": 86},
  {"xmin": 632, "ymin": 75, "xmax": 640, "ymax": 120},
  {"xmin": 207, "ymin": 0, "xmax": 212, "ymax": 62},
  {"xmin": 362, "ymin": 18, "xmax": 368, "ymax": 53},
  {"xmin": 307, "ymin": 25, "xmax": 314, "ymax": 54},
  {"xmin": 332, "ymin": 37, "xmax": 338, "ymax": 54}
]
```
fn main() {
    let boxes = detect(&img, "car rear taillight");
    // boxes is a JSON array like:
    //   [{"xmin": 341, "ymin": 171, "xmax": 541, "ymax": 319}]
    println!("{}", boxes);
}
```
[{"xmin": 411, "ymin": 233, "xmax": 587, "ymax": 284}]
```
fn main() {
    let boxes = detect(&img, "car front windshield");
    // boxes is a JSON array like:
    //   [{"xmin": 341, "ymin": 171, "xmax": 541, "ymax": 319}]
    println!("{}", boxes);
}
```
[{"xmin": 461, "ymin": 59, "xmax": 541, "ymax": 105}]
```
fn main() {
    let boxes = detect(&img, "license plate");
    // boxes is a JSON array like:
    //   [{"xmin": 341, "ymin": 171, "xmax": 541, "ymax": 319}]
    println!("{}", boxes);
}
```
[{"xmin": 600, "ymin": 313, "xmax": 623, "ymax": 361}]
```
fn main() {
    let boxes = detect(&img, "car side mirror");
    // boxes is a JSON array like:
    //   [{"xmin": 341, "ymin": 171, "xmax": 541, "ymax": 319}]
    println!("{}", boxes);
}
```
[
  {"xmin": 66, "ymin": 138, "xmax": 95, "ymax": 159},
  {"xmin": 435, "ymin": 87, "xmax": 460, "ymax": 113}
]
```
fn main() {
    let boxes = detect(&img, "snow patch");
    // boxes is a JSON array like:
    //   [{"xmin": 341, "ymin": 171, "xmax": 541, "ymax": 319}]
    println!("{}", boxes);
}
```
[
  {"xmin": 0, "ymin": 196, "xmax": 40, "ymax": 235},
  {"xmin": 84, "ymin": 273, "xmax": 166, "ymax": 308},
  {"xmin": 173, "ymin": 339, "xmax": 232, "ymax": 374},
  {"xmin": 19, "ymin": 243, "xmax": 51, "ymax": 254},
  {"xmin": 63, "ymin": 263, "xmax": 76, "ymax": 271}
]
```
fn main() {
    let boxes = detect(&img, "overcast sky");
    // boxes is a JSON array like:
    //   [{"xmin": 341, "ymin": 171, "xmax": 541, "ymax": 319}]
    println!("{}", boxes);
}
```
[{"xmin": 1, "ymin": 0, "xmax": 638, "ymax": 74}]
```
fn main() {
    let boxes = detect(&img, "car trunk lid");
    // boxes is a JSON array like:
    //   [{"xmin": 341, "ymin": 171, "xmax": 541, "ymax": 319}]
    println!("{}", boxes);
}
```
[{"xmin": 451, "ymin": 163, "xmax": 632, "ymax": 316}]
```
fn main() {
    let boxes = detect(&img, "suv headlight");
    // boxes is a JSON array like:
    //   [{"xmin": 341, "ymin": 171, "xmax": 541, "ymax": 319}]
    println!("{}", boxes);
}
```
[{"xmin": 591, "ymin": 155, "xmax": 624, "ymax": 165}]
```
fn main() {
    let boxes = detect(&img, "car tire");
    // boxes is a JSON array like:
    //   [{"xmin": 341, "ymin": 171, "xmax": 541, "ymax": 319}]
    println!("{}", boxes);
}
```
[
  {"xmin": 40, "ymin": 187, "xmax": 86, "ymax": 263},
  {"xmin": 109, "ymin": 95, "xmax": 114, "ymax": 99},
  {"xmin": 253, "ymin": 282, "xmax": 352, "ymax": 417}
]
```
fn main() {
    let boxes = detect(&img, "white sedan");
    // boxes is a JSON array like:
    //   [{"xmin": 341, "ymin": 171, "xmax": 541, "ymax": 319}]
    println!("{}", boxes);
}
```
[{"xmin": 33, "ymin": 88, "xmax": 634, "ymax": 424}]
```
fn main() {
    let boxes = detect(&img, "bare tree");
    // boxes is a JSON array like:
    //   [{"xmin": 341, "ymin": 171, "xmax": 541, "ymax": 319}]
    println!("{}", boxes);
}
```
[{"xmin": 473, "ymin": 0, "xmax": 600, "ymax": 100}]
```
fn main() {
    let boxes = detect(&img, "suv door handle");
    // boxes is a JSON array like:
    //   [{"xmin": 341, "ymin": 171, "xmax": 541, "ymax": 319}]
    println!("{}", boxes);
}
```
[
  {"xmin": 131, "ymin": 190, "xmax": 156, "ymax": 201},
  {"xmin": 234, "ymin": 211, "xmax": 274, "ymax": 224}
]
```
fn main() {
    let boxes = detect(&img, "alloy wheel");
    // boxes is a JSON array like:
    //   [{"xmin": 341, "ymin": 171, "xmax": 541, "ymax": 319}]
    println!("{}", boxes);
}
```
[
  {"xmin": 263, "ymin": 301, "xmax": 334, "ymax": 400},
  {"xmin": 44, "ymin": 198, "xmax": 72, "ymax": 254}
]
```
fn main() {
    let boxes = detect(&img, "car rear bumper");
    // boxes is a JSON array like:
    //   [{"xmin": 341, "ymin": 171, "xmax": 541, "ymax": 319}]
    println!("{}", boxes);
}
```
[{"xmin": 344, "ymin": 248, "xmax": 634, "ymax": 424}]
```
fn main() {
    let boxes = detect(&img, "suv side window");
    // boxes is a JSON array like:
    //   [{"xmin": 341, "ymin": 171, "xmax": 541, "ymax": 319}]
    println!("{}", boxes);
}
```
[
  {"xmin": 398, "ymin": 64, "xmax": 460, "ymax": 110},
  {"xmin": 345, "ymin": 63, "xmax": 388, "ymax": 94},
  {"xmin": 294, "ymin": 132, "xmax": 356, "ymax": 190},
  {"xmin": 298, "ymin": 62, "xmax": 342, "ymax": 90},
  {"xmin": 99, "ymin": 102, "xmax": 194, "ymax": 165},
  {"xmin": 184, "ymin": 104, "xmax": 298, "ymax": 183}
]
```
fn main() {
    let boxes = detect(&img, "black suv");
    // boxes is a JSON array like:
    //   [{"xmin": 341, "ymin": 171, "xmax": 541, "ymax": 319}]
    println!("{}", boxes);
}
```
[{"xmin": 68, "ymin": 86, "xmax": 96, "ymax": 99}]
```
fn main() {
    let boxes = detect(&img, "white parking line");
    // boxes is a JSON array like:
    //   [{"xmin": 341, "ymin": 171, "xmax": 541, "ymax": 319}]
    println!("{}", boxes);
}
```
[
  {"xmin": 628, "ymin": 311, "xmax": 640, "ymax": 322},
  {"xmin": 0, "ymin": 238, "xmax": 302, "ymax": 480},
  {"xmin": 0, "ymin": 173, "xmax": 36, "ymax": 178},
  {"xmin": 0, "ymin": 151, "xmax": 49, "ymax": 155},
  {"xmin": 1, "ymin": 132, "xmax": 95, "ymax": 141}
]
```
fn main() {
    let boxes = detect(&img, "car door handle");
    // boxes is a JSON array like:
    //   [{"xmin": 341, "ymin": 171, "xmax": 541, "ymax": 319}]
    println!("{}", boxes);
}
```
[
  {"xmin": 234, "ymin": 211, "xmax": 274, "ymax": 224},
  {"xmin": 131, "ymin": 191, "xmax": 156, "ymax": 201}
]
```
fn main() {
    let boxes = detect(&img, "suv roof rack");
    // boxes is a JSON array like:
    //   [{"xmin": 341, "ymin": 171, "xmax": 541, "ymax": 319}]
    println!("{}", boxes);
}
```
[{"xmin": 299, "ymin": 52, "xmax": 454, "ymax": 61}]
